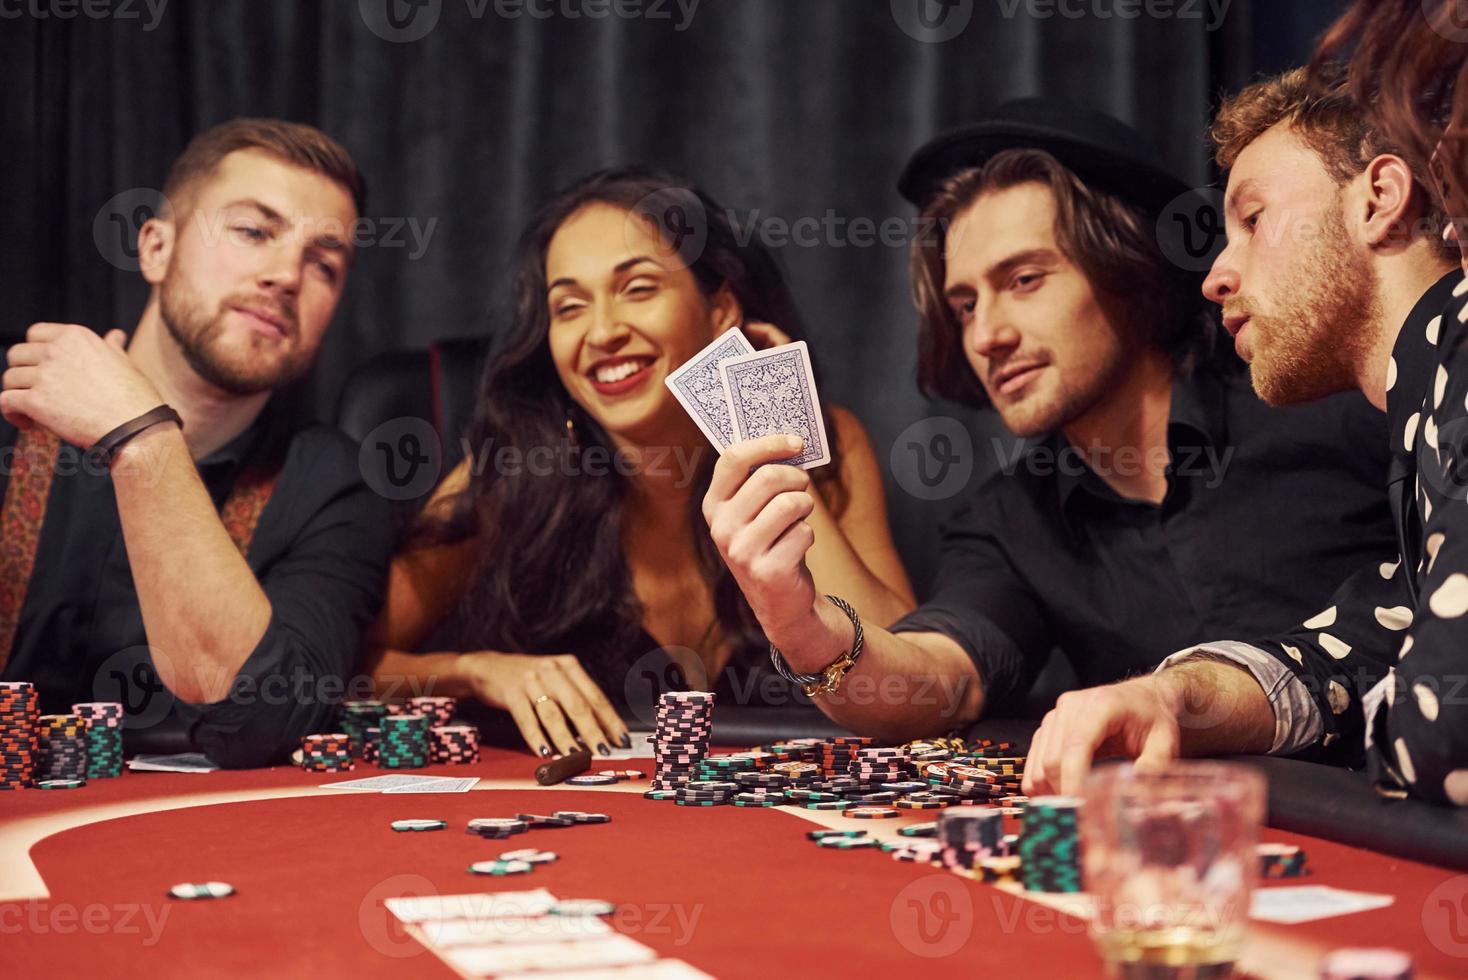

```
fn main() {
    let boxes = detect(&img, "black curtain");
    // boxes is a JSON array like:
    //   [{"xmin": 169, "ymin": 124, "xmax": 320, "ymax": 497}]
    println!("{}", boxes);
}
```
[{"xmin": 1, "ymin": 0, "xmax": 1347, "ymax": 591}]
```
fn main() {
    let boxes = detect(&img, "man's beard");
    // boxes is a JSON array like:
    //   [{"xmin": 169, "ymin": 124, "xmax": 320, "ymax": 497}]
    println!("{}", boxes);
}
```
[
  {"xmin": 159, "ymin": 275, "xmax": 307, "ymax": 396},
  {"xmin": 1243, "ymin": 205, "xmax": 1379, "ymax": 406},
  {"xmin": 992, "ymin": 332, "xmax": 1132, "ymax": 439}
]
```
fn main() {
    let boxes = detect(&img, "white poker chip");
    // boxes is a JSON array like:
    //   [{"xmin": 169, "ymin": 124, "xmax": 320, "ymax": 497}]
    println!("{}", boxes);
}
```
[
  {"xmin": 169, "ymin": 881, "xmax": 235, "ymax": 900},
  {"xmin": 499, "ymin": 849, "xmax": 559, "ymax": 864}
]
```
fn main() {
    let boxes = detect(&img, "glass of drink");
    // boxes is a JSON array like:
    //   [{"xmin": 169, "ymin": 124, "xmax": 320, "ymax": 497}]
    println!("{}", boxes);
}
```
[{"xmin": 1082, "ymin": 762, "xmax": 1266, "ymax": 979}]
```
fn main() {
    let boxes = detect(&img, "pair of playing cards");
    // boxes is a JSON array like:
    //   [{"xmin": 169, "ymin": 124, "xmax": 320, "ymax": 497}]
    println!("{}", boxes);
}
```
[{"xmin": 664, "ymin": 328, "xmax": 832, "ymax": 469}]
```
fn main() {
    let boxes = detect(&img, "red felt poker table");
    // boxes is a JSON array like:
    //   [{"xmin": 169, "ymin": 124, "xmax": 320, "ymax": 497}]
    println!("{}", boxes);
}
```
[{"xmin": 4, "ymin": 744, "xmax": 1468, "ymax": 979}]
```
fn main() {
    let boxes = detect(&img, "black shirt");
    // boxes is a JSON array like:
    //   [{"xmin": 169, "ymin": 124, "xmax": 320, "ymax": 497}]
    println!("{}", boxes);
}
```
[
  {"xmin": 891, "ymin": 362, "xmax": 1398, "ymax": 711},
  {"xmin": 0, "ymin": 405, "xmax": 395, "ymax": 768}
]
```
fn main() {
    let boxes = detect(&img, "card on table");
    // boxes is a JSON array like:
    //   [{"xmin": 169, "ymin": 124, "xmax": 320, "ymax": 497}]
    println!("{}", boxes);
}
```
[
  {"xmin": 422, "ymin": 913, "xmax": 611, "ymax": 948},
  {"xmin": 497, "ymin": 960, "xmax": 715, "ymax": 980},
  {"xmin": 441, "ymin": 933, "xmax": 657, "ymax": 975},
  {"xmin": 386, "ymin": 890, "xmax": 558, "ymax": 923},
  {"xmin": 320, "ymin": 774, "xmax": 477, "ymax": 793},
  {"xmin": 663, "ymin": 327, "xmax": 755, "ymax": 452},
  {"xmin": 718, "ymin": 340, "xmax": 832, "ymax": 470},
  {"xmin": 1249, "ymin": 885, "xmax": 1395, "ymax": 924}
]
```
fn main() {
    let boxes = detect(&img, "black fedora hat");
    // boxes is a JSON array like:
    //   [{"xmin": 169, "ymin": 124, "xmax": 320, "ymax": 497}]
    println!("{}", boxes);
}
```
[{"xmin": 897, "ymin": 97, "xmax": 1192, "ymax": 216}]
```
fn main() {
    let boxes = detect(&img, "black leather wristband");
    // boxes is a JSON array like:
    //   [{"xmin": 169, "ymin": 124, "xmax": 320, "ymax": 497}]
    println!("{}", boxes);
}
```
[{"xmin": 90, "ymin": 405, "xmax": 183, "ymax": 466}]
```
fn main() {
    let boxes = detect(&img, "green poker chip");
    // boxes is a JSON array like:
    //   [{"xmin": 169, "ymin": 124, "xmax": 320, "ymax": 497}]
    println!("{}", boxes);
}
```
[
  {"xmin": 817, "ymin": 836, "xmax": 879, "ymax": 849},
  {"xmin": 807, "ymin": 829, "xmax": 866, "ymax": 841},
  {"xmin": 468, "ymin": 860, "xmax": 533, "ymax": 876},
  {"xmin": 391, "ymin": 819, "xmax": 446, "ymax": 832},
  {"xmin": 803, "ymin": 800, "xmax": 850, "ymax": 811}
]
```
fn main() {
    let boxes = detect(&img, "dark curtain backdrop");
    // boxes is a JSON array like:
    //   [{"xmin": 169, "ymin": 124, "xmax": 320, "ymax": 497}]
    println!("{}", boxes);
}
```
[{"xmin": 1, "ymin": 0, "xmax": 1347, "ymax": 592}]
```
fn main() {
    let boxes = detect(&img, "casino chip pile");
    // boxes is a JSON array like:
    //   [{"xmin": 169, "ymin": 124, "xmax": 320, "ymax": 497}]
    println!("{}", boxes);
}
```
[
  {"xmin": 0, "ymin": 681, "xmax": 40, "ymax": 789},
  {"xmin": 1018, "ymin": 796, "xmax": 1082, "ymax": 893},
  {"xmin": 36, "ymin": 713, "xmax": 89, "ymax": 788},
  {"xmin": 650, "ymin": 691, "xmax": 715, "ymax": 796},
  {"xmin": 936, "ymin": 809, "xmax": 1005, "ymax": 871},
  {"xmin": 430, "ymin": 725, "xmax": 481, "ymax": 764},
  {"xmin": 336, "ymin": 700, "xmax": 387, "ymax": 758},
  {"xmin": 378, "ymin": 713, "xmax": 430, "ymax": 769},
  {"xmin": 410, "ymin": 696, "xmax": 456, "ymax": 728},
  {"xmin": 71, "ymin": 702, "xmax": 124, "ymax": 779},
  {"xmin": 300, "ymin": 733, "xmax": 354, "ymax": 772}
]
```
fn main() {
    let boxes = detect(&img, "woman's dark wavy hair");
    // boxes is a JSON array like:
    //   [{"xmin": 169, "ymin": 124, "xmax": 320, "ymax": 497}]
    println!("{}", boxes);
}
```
[
  {"xmin": 1311, "ymin": 0, "xmax": 1468, "ymax": 202},
  {"xmin": 416, "ymin": 166, "xmax": 844, "ymax": 688}
]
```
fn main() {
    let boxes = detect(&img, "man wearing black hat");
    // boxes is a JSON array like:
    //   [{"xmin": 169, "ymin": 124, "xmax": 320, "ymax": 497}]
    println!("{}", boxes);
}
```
[{"xmin": 702, "ymin": 98, "xmax": 1396, "ymax": 740}]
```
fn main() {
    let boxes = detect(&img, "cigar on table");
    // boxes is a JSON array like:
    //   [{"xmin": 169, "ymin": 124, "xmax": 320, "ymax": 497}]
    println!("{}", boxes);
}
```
[{"xmin": 536, "ymin": 748, "xmax": 592, "ymax": 785}]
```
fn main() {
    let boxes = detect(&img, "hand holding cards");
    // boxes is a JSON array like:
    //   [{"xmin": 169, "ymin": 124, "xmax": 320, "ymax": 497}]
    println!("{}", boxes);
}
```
[{"xmin": 665, "ymin": 327, "xmax": 831, "ymax": 469}]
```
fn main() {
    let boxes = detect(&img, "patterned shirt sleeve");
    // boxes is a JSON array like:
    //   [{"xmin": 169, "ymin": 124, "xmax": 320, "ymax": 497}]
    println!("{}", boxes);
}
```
[
  {"xmin": 1370, "ymin": 290, "xmax": 1468, "ymax": 805},
  {"xmin": 1231, "ymin": 555, "xmax": 1412, "ymax": 765}
]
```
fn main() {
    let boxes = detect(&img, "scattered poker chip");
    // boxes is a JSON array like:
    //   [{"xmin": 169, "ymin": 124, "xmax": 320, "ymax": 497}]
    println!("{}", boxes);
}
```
[
  {"xmin": 553, "ymin": 811, "xmax": 611, "ymax": 824},
  {"xmin": 804, "ymin": 800, "xmax": 850, "ymax": 811},
  {"xmin": 550, "ymin": 899, "xmax": 618, "ymax": 917},
  {"xmin": 846, "ymin": 791, "xmax": 899, "ymax": 805},
  {"xmin": 732, "ymin": 793, "xmax": 780, "ymax": 807},
  {"xmin": 467, "ymin": 818, "xmax": 529, "ymax": 836},
  {"xmin": 168, "ymin": 882, "xmax": 235, "ymax": 900},
  {"xmin": 565, "ymin": 774, "xmax": 619, "ymax": 786},
  {"xmin": 817, "ymin": 836, "xmax": 880, "ymax": 849},
  {"xmin": 390, "ymin": 819, "xmax": 447, "ymax": 832},
  {"xmin": 35, "ymin": 778, "xmax": 86, "ymax": 790},
  {"xmin": 895, "ymin": 797, "xmax": 949, "ymax": 810},
  {"xmin": 513, "ymin": 813, "xmax": 575, "ymax": 828},
  {"xmin": 597, "ymin": 770, "xmax": 647, "ymax": 781},
  {"xmin": 643, "ymin": 789, "xmax": 678, "ymax": 800},
  {"xmin": 468, "ymin": 860, "xmax": 533, "ymax": 876},
  {"xmin": 499, "ymin": 849, "xmax": 558, "ymax": 864},
  {"xmin": 879, "ymin": 781, "xmax": 928, "ymax": 794},
  {"xmin": 807, "ymin": 829, "xmax": 866, "ymax": 841},
  {"xmin": 785, "ymin": 789, "xmax": 840, "ymax": 803},
  {"xmin": 847, "ymin": 806, "xmax": 900, "ymax": 819}
]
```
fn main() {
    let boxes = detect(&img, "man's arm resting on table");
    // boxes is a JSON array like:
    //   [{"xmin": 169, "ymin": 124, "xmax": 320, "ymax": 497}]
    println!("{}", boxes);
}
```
[
  {"xmin": 110, "ymin": 423, "xmax": 272, "ymax": 704},
  {"xmin": 1023, "ymin": 656, "xmax": 1278, "ymax": 796},
  {"xmin": 769, "ymin": 597, "xmax": 985, "ymax": 743}
]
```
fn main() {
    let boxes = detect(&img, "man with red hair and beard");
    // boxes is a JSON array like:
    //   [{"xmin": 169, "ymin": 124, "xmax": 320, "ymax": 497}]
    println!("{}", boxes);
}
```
[
  {"xmin": 1020, "ymin": 69, "xmax": 1467, "ymax": 805},
  {"xmin": 0, "ymin": 119, "xmax": 394, "ymax": 767}
]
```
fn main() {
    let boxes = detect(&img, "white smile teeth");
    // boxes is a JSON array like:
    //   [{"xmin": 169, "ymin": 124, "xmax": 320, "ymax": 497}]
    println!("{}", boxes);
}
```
[{"xmin": 594, "ymin": 360, "xmax": 650, "ymax": 384}]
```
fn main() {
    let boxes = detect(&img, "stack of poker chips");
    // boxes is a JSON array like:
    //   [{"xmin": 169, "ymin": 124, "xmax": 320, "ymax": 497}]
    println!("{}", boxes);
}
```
[
  {"xmin": 362, "ymin": 727, "xmax": 382, "ymax": 765},
  {"xmin": 376, "ymin": 713, "xmax": 430, "ymax": 769},
  {"xmin": 336, "ymin": 700, "xmax": 387, "ymax": 758},
  {"xmin": 409, "ymin": 696, "xmax": 456, "ymax": 728},
  {"xmin": 1018, "ymin": 796, "xmax": 1082, "ymax": 893},
  {"xmin": 937, "ymin": 808, "xmax": 1005, "ymax": 871},
  {"xmin": 1258, "ymin": 842, "xmax": 1309, "ymax": 879},
  {"xmin": 429, "ymin": 725, "xmax": 480, "ymax": 764},
  {"xmin": 650, "ymin": 691, "xmax": 714, "ymax": 791},
  {"xmin": 846, "ymin": 744, "xmax": 920, "ymax": 789},
  {"xmin": 300, "ymin": 733, "xmax": 354, "ymax": 772},
  {"xmin": 71, "ymin": 702, "xmax": 124, "ymax": 778},
  {"xmin": 816, "ymin": 735, "xmax": 875, "ymax": 777},
  {"xmin": 36, "ymin": 714, "xmax": 90, "ymax": 787},
  {"xmin": 673, "ymin": 779, "xmax": 739, "ymax": 807},
  {"xmin": 0, "ymin": 681, "xmax": 40, "ymax": 789}
]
